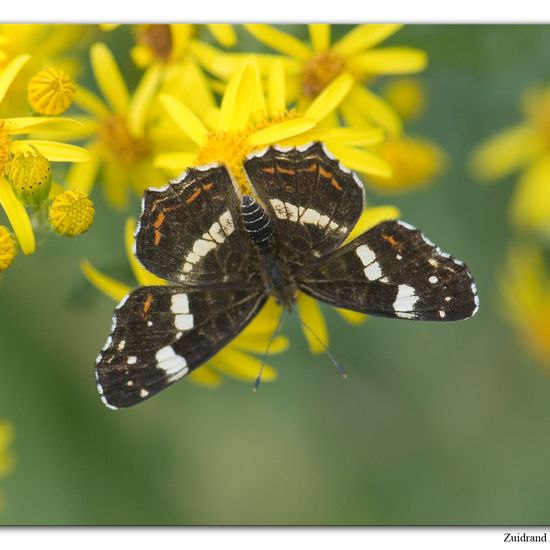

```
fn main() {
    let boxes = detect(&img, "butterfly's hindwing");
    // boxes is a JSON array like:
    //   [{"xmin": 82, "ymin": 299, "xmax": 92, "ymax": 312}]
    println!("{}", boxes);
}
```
[
  {"xmin": 135, "ymin": 165, "xmax": 262, "ymax": 287},
  {"xmin": 96, "ymin": 285, "xmax": 267, "ymax": 408},
  {"xmin": 244, "ymin": 143, "xmax": 364, "ymax": 269},
  {"xmin": 299, "ymin": 220, "xmax": 479, "ymax": 321}
]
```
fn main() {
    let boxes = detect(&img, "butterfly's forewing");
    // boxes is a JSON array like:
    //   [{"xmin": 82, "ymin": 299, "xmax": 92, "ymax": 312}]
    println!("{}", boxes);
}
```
[
  {"xmin": 135, "ymin": 165, "xmax": 262, "ymax": 287},
  {"xmin": 244, "ymin": 143, "xmax": 364, "ymax": 269},
  {"xmin": 299, "ymin": 220, "xmax": 479, "ymax": 321},
  {"xmin": 96, "ymin": 285, "xmax": 267, "ymax": 408}
]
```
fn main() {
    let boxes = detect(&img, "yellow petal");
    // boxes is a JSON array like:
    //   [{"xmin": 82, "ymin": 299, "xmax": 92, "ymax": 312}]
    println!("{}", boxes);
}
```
[
  {"xmin": 0, "ymin": 54, "xmax": 30, "ymax": 104},
  {"xmin": 65, "ymin": 143, "xmax": 101, "ymax": 194},
  {"xmin": 74, "ymin": 84, "xmax": 111, "ymax": 118},
  {"xmin": 346, "ymin": 205, "xmax": 401, "ymax": 243},
  {"xmin": 348, "ymin": 48, "xmax": 428, "ymax": 75},
  {"xmin": 210, "ymin": 347, "xmax": 277, "ymax": 382},
  {"xmin": 231, "ymin": 333, "xmax": 289, "ymax": 354},
  {"xmin": 346, "ymin": 84, "xmax": 402, "ymax": 137},
  {"xmin": 298, "ymin": 126, "xmax": 384, "ymax": 146},
  {"xmin": 169, "ymin": 24, "xmax": 194, "ymax": 61},
  {"xmin": 128, "ymin": 64, "xmax": 162, "ymax": 138},
  {"xmin": 6, "ymin": 117, "xmax": 84, "ymax": 135},
  {"xmin": 11, "ymin": 140, "xmax": 90, "ymax": 163},
  {"xmin": 249, "ymin": 57, "xmax": 267, "ymax": 119},
  {"xmin": 510, "ymin": 157, "xmax": 550, "ymax": 233},
  {"xmin": 309, "ymin": 24, "xmax": 331, "ymax": 52},
  {"xmin": 124, "ymin": 217, "xmax": 166, "ymax": 287},
  {"xmin": 154, "ymin": 152, "xmax": 198, "ymax": 173},
  {"xmin": 187, "ymin": 365, "xmax": 223, "ymax": 388},
  {"xmin": 268, "ymin": 58, "xmax": 286, "ymax": 116},
  {"xmin": 326, "ymin": 143, "xmax": 392, "ymax": 178},
  {"xmin": 90, "ymin": 42, "xmax": 130, "ymax": 115},
  {"xmin": 0, "ymin": 177, "xmax": 35, "ymax": 255},
  {"xmin": 248, "ymin": 117, "xmax": 317, "ymax": 147},
  {"xmin": 206, "ymin": 24, "xmax": 237, "ymax": 48},
  {"xmin": 332, "ymin": 24, "xmax": 402, "ymax": 57},
  {"xmin": 296, "ymin": 292, "xmax": 328, "ymax": 354},
  {"xmin": 219, "ymin": 64, "xmax": 256, "ymax": 132},
  {"xmin": 159, "ymin": 94, "xmax": 208, "ymax": 146},
  {"xmin": 336, "ymin": 308, "xmax": 368, "ymax": 325},
  {"xmin": 470, "ymin": 123, "xmax": 542, "ymax": 182},
  {"xmin": 80, "ymin": 259, "xmax": 131, "ymax": 302},
  {"xmin": 244, "ymin": 24, "xmax": 312, "ymax": 60},
  {"xmin": 304, "ymin": 72, "xmax": 354, "ymax": 122}
]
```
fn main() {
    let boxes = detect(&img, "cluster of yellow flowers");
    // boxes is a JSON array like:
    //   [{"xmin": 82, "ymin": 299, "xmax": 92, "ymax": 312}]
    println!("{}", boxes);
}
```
[
  {"xmin": 0, "ymin": 23, "xmax": 446, "ymax": 387},
  {"xmin": 472, "ymin": 84, "xmax": 550, "ymax": 366}
]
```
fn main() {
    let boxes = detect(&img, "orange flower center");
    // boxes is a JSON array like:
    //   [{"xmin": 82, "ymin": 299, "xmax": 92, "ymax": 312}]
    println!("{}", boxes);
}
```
[
  {"xmin": 302, "ymin": 51, "xmax": 346, "ymax": 100},
  {"xmin": 98, "ymin": 115, "xmax": 151, "ymax": 165},
  {"xmin": 136, "ymin": 24, "xmax": 173, "ymax": 61},
  {"xmin": 195, "ymin": 130, "xmax": 253, "ymax": 191}
]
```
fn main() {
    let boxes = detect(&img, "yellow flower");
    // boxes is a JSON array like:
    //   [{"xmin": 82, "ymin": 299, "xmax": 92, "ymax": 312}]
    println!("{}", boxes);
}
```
[
  {"xmin": 49, "ymin": 189, "xmax": 94, "ymax": 237},
  {"xmin": 239, "ymin": 24, "xmax": 427, "ymax": 137},
  {"xmin": 0, "ymin": 225, "xmax": 16, "ymax": 271},
  {"xmin": 131, "ymin": 24, "xmax": 237, "ymax": 69},
  {"xmin": 500, "ymin": 243, "xmax": 550, "ymax": 367},
  {"xmin": 470, "ymin": 83, "xmax": 550, "ymax": 236},
  {"xmin": 0, "ymin": 24, "xmax": 88, "ymax": 116},
  {"xmin": 8, "ymin": 146, "xmax": 51, "ymax": 207},
  {"xmin": 155, "ymin": 61, "xmax": 390, "ymax": 188},
  {"xmin": 68, "ymin": 42, "xmax": 169, "ymax": 209},
  {"xmin": 81, "ymin": 218, "xmax": 287, "ymax": 387},
  {"xmin": 27, "ymin": 68, "xmax": 76, "ymax": 116},
  {"xmin": 0, "ymin": 55, "xmax": 90, "ymax": 256},
  {"xmin": 368, "ymin": 135, "xmax": 447, "ymax": 194},
  {"xmin": 297, "ymin": 204, "xmax": 401, "ymax": 353}
]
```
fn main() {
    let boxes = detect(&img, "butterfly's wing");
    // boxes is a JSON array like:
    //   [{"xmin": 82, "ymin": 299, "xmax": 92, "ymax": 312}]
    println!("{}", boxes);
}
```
[
  {"xmin": 299, "ymin": 220, "xmax": 479, "ymax": 321},
  {"xmin": 135, "ymin": 165, "xmax": 261, "ymax": 287},
  {"xmin": 244, "ymin": 142, "xmax": 364, "ymax": 269},
  {"xmin": 96, "ymin": 285, "xmax": 267, "ymax": 408}
]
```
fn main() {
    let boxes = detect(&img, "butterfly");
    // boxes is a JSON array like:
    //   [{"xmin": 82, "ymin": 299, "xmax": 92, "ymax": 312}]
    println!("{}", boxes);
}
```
[{"xmin": 95, "ymin": 142, "xmax": 479, "ymax": 409}]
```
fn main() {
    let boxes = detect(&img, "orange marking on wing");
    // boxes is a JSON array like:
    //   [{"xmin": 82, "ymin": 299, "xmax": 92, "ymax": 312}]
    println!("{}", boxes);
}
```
[
  {"xmin": 276, "ymin": 166, "xmax": 296, "ymax": 175},
  {"xmin": 153, "ymin": 211, "xmax": 165, "ymax": 229},
  {"xmin": 154, "ymin": 230, "xmax": 162, "ymax": 245},
  {"xmin": 319, "ymin": 167, "xmax": 333, "ymax": 179},
  {"xmin": 202, "ymin": 182, "xmax": 214, "ymax": 191},
  {"xmin": 143, "ymin": 293, "xmax": 154, "ymax": 314},
  {"xmin": 330, "ymin": 178, "xmax": 343, "ymax": 191},
  {"xmin": 186, "ymin": 187, "xmax": 201, "ymax": 204},
  {"xmin": 382, "ymin": 234, "xmax": 400, "ymax": 249},
  {"xmin": 262, "ymin": 166, "xmax": 276, "ymax": 174},
  {"xmin": 298, "ymin": 163, "xmax": 318, "ymax": 173}
]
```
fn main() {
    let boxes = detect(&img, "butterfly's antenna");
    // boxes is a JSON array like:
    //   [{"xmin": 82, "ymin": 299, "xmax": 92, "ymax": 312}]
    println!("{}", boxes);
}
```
[
  {"xmin": 295, "ymin": 313, "xmax": 348, "ymax": 380},
  {"xmin": 253, "ymin": 308, "xmax": 285, "ymax": 392}
]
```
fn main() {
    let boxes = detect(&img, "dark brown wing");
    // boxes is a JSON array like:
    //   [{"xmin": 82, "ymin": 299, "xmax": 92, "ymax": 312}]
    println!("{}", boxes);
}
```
[
  {"xmin": 135, "ymin": 165, "xmax": 262, "ymax": 288},
  {"xmin": 243, "ymin": 142, "xmax": 364, "ymax": 272}
]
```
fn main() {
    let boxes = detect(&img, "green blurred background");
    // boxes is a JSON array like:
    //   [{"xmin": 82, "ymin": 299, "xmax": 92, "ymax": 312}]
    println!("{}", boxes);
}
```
[{"xmin": 1, "ymin": 24, "xmax": 550, "ymax": 525}]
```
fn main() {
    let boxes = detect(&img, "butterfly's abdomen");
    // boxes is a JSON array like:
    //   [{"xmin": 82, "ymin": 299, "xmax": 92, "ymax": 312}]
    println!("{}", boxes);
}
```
[{"xmin": 240, "ymin": 195, "xmax": 273, "ymax": 250}]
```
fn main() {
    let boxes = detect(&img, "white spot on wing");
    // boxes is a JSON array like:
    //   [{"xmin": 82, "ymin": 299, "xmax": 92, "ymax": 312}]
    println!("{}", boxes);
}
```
[
  {"xmin": 175, "ymin": 314, "xmax": 194, "ymax": 331},
  {"xmin": 356, "ymin": 244, "xmax": 376, "ymax": 266},
  {"xmin": 155, "ymin": 345, "xmax": 189, "ymax": 382},
  {"xmin": 364, "ymin": 262, "xmax": 382, "ymax": 281},
  {"xmin": 393, "ymin": 284, "xmax": 419, "ymax": 313},
  {"xmin": 127, "ymin": 356, "xmax": 137, "ymax": 365},
  {"xmin": 171, "ymin": 293, "xmax": 189, "ymax": 314},
  {"xmin": 140, "ymin": 389, "xmax": 149, "ymax": 398},
  {"xmin": 429, "ymin": 276, "xmax": 438, "ymax": 284}
]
